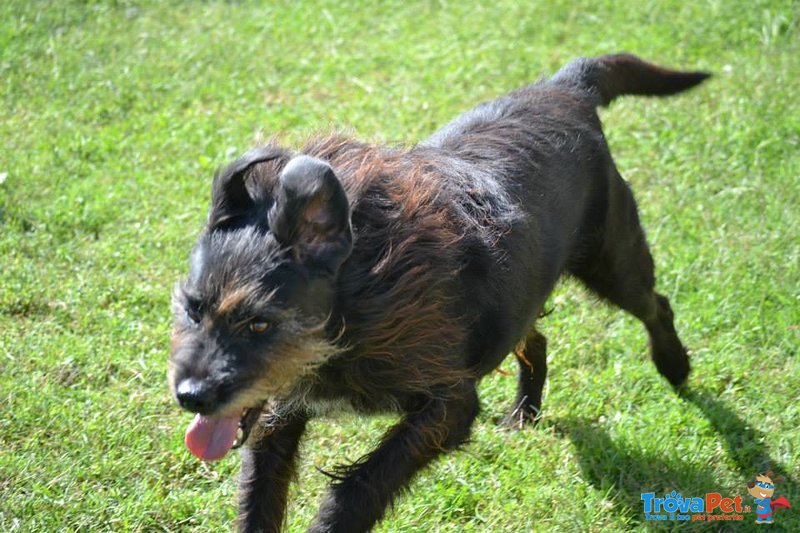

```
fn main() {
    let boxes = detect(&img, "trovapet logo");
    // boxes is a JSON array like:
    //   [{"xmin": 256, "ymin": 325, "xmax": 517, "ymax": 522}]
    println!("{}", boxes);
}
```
[
  {"xmin": 641, "ymin": 490, "xmax": 748, "ymax": 523},
  {"xmin": 746, "ymin": 470, "xmax": 791, "ymax": 524},
  {"xmin": 641, "ymin": 471, "xmax": 792, "ymax": 524}
]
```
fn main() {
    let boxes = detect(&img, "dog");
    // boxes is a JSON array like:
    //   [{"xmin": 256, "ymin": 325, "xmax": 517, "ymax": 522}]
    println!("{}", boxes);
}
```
[{"xmin": 168, "ymin": 53, "xmax": 709, "ymax": 532}]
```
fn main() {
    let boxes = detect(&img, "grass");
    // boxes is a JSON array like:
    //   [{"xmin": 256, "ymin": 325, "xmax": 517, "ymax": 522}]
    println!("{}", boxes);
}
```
[{"xmin": 1, "ymin": 0, "xmax": 798, "ymax": 531}]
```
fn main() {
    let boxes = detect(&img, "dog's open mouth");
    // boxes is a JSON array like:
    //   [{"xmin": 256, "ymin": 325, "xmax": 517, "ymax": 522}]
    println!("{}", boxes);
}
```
[{"xmin": 184, "ymin": 406, "xmax": 263, "ymax": 461}]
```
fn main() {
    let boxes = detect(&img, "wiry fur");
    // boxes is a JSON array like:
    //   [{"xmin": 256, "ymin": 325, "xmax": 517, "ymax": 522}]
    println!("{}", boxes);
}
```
[{"xmin": 168, "ymin": 54, "xmax": 709, "ymax": 532}]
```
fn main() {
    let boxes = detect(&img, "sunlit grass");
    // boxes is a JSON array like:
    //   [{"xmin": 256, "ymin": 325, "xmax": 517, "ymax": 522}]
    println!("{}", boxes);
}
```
[{"xmin": 1, "ymin": 0, "xmax": 798, "ymax": 530}]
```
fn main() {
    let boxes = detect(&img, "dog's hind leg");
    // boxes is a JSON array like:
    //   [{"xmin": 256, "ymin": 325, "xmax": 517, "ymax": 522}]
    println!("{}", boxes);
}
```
[
  {"xmin": 503, "ymin": 329, "xmax": 547, "ymax": 428},
  {"xmin": 308, "ymin": 383, "xmax": 480, "ymax": 533},
  {"xmin": 569, "ymin": 173, "xmax": 690, "ymax": 388}
]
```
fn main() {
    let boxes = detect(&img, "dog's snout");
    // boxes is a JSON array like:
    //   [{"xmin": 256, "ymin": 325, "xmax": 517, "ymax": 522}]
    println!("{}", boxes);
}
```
[{"xmin": 175, "ymin": 378, "xmax": 218, "ymax": 414}]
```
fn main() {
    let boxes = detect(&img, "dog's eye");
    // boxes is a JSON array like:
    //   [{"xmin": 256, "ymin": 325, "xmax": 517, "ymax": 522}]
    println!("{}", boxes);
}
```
[
  {"xmin": 186, "ymin": 308, "xmax": 201, "ymax": 324},
  {"xmin": 249, "ymin": 320, "xmax": 270, "ymax": 334}
]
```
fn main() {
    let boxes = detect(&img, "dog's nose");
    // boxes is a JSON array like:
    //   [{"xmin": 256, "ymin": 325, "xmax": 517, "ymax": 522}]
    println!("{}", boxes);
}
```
[{"xmin": 175, "ymin": 379, "xmax": 218, "ymax": 414}]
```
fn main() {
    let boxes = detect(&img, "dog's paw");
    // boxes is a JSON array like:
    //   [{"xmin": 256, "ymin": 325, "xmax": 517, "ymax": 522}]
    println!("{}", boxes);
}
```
[{"xmin": 498, "ymin": 403, "xmax": 542, "ymax": 430}]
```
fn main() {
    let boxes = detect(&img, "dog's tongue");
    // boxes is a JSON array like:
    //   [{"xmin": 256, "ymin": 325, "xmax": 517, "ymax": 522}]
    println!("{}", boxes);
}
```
[{"xmin": 184, "ymin": 413, "xmax": 240, "ymax": 461}]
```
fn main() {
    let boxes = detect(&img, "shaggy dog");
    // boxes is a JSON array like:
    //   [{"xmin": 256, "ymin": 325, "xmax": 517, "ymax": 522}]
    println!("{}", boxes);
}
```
[{"xmin": 169, "ymin": 54, "xmax": 708, "ymax": 532}]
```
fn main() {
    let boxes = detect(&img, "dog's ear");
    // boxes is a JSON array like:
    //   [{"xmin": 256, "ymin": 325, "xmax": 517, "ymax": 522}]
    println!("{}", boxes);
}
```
[
  {"xmin": 269, "ymin": 155, "xmax": 352, "ymax": 276},
  {"xmin": 209, "ymin": 147, "xmax": 285, "ymax": 229}
]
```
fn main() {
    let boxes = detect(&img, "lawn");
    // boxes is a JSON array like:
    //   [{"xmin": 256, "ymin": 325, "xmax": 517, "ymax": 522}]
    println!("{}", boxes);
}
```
[{"xmin": 1, "ymin": 0, "xmax": 798, "ymax": 531}]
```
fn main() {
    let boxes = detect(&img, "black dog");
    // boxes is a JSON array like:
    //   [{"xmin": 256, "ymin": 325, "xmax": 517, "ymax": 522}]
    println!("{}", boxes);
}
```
[{"xmin": 169, "ymin": 54, "xmax": 708, "ymax": 532}]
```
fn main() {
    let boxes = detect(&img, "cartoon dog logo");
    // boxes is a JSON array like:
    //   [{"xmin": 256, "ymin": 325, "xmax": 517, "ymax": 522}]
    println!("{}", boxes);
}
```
[{"xmin": 747, "ymin": 470, "xmax": 790, "ymax": 524}]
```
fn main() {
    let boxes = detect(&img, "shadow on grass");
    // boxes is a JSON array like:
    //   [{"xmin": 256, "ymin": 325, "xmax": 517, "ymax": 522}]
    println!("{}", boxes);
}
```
[
  {"xmin": 682, "ymin": 389, "xmax": 797, "ymax": 521},
  {"xmin": 556, "ymin": 417, "xmax": 721, "ymax": 531},
  {"xmin": 556, "ymin": 391, "xmax": 796, "ymax": 532},
  {"xmin": 681, "ymin": 389, "xmax": 784, "ymax": 475}
]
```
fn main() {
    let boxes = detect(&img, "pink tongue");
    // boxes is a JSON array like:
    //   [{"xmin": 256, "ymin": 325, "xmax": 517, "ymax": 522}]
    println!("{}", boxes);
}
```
[{"xmin": 184, "ymin": 413, "xmax": 240, "ymax": 461}]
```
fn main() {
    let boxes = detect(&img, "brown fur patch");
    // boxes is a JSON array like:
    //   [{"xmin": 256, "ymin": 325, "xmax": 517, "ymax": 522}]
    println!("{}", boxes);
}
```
[
  {"xmin": 514, "ymin": 340, "xmax": 534, "ymax": 371},
  {"xmin": 216, "ymin": 284, "xmax": 261, "ymax": 316},
  {"xmin": 298, "ymin": 136, "xmax": 476, "ymax": 393}
]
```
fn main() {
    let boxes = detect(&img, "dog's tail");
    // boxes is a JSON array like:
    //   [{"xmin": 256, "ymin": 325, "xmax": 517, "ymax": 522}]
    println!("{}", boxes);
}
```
[{"xmin": 551, "ymin": 53, "xmax": 710, "ymax": 107}]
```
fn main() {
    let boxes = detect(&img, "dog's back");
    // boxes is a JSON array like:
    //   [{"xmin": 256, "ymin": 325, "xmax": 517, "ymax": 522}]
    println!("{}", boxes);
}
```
[{"xmin": 305, "ymin": 55, "xmax": 708, "ymax": 386}]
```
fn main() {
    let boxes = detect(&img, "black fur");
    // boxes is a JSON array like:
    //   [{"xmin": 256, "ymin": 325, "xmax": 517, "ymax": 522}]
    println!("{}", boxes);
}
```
[{"xmin": 168, "ymin": 54, "xmax": 709, "ymax": 532}]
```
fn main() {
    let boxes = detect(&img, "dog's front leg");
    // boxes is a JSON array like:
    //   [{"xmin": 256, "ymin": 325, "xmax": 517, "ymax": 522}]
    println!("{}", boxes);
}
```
[
  {"xmin": 238, "ymin": 415, "xmax": 308, "ymax": 533},
  {"xmin": 308, "ymin": 385, "xmax": 480, "ymax": 533}
]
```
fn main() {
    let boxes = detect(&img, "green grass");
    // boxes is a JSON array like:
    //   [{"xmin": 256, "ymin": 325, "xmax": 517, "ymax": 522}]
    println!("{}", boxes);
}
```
[{"xmin": 1, "ymin": 0, "xmax": 798, "ymax": 531}]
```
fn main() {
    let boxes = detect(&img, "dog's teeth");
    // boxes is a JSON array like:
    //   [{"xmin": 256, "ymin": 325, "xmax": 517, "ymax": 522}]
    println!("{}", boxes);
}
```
[{"xmin": 233, "ymin": 426, "xmax": 244, "ymax": 447}]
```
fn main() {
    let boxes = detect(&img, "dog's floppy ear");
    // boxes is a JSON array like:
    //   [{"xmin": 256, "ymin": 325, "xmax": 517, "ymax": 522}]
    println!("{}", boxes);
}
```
[
  {"xmin": 209, "ymin": 147, "xmax": 285, "ymax": 229},
  {"xmin": 269, "ymin": 155, "xmax": 353, "ymax": 276}
]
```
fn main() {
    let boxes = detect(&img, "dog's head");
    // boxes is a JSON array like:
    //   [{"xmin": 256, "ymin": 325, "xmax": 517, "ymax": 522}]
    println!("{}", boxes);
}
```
[
  {"xmin": 747, "ymin": 471, "xmax": 783, "ymax": 500},
  {"xmin": 168, "ymin": 148, "xmax": 352, "ymax": 460}
]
